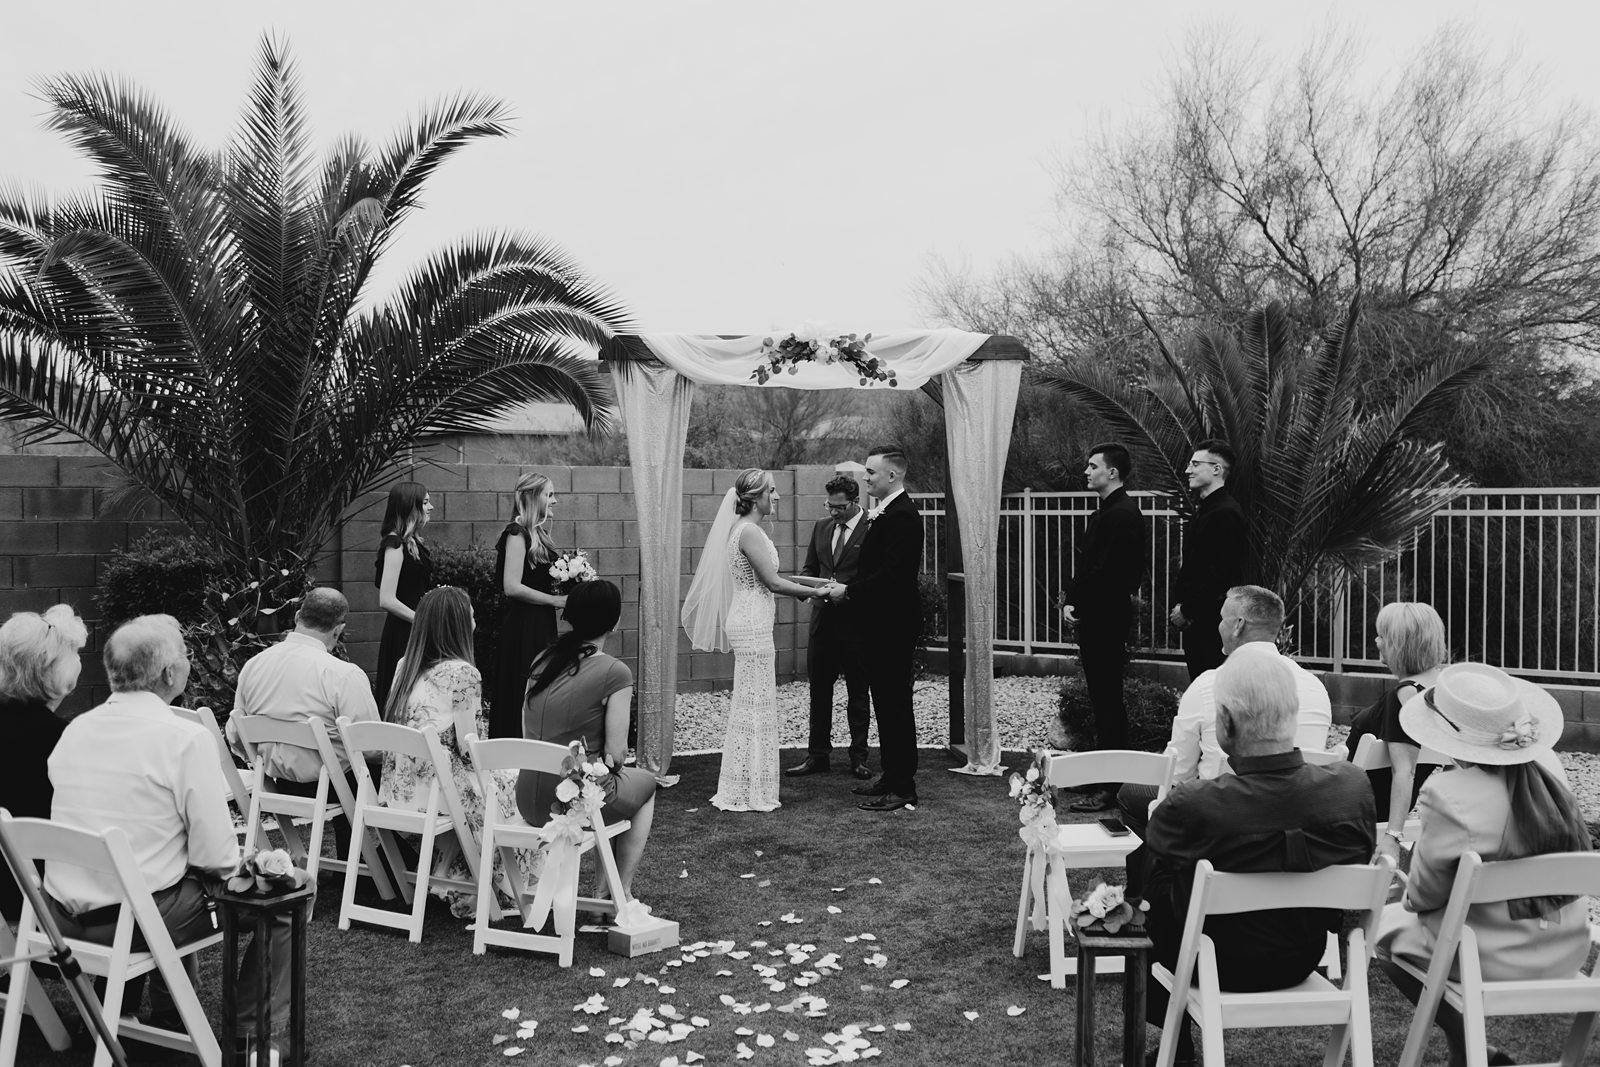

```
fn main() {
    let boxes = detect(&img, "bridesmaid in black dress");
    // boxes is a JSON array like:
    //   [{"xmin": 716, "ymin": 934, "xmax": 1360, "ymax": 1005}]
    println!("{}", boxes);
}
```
[
  {"xmin": 374, "ymin": 481, "xmax": 434, "ymax": 711},
  {"xmin": 488, "ymin": 472, "xmax": 567, "ymax": 738}
]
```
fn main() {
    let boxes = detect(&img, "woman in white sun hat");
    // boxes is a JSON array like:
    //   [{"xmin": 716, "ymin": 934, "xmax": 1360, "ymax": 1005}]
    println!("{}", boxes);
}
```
[{"xmin": 1375, "ymin": 662, "xmax": 1592, "ymax": 1067}]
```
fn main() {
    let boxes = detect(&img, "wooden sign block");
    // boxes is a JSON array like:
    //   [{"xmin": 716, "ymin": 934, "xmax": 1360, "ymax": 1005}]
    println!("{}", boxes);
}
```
[{"xmin": 606, "ymin": 917, "xmax": 680, "ymax": 958}]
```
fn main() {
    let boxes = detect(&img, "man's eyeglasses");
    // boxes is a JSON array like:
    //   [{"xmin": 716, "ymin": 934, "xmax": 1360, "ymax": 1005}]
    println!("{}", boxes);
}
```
[
  {"xmin": 1185, "ymin": 460, "xmax": 1223, "ymax": 471},
  {"xmin": 824, "ymin": 502, "xmax": 851, "ymax": 512}
]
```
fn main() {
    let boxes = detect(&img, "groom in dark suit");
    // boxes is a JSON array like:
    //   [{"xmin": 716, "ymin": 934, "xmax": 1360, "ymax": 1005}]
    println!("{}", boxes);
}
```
[
  {"xmin": 824, "ymin": 446, "xmax": 923, "ymax": 812},
  {"xmin": 787, "ymin": 473, "xmax": 874, "ymax": 780}
]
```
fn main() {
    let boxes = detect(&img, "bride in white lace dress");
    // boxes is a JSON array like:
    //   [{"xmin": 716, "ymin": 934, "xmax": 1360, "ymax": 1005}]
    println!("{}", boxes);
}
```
[{"xmin": 681, "ymin": 469, "xmax": 819, "ymax": 812}]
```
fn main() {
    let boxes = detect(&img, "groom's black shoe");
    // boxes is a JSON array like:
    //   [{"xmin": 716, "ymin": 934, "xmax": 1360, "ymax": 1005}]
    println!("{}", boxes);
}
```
[
  {"xmin": 785, "ymin": 757, "xmax": 830, "ymax": 777},
  {"xmin": 859, "ymin": 792, "xmax": 916, "ymax": 812},
  {"xmin": 851, "ymin": 778, "xmax": 890, "ymax": 797}
]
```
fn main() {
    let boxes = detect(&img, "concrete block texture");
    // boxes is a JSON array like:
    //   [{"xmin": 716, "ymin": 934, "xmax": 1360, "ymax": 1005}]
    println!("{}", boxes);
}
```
[
  {"xmin": 24, "ymin": 487, "xmax": 96, "ymax": 520},
  {"xmin": 572, "ymin": 467, "xmax": 621, "ymax": 493},
  {"xmin": 0, "ymin": 456, "xmax": 57, "ymax": 487}
]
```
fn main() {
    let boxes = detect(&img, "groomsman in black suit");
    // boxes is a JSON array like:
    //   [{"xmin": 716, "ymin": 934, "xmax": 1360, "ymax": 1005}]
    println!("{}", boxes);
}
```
[
  {"xmin": 824, "ymin": 446, "xmax": 923, "ymax": 812},
  {"xmin": 787, "ymin": 473, "xmax": 874, "ymax": 780},
  {"xmin": 1170, "ymin": 439, "xmax": 1249, "ymax": 680}
]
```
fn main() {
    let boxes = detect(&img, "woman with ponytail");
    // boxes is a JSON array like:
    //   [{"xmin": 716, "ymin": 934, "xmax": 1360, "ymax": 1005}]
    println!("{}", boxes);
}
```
[
  {"xmin": 516, "ymin": 580, "xmax": 655, "ymax": 896},
  {"xmin": 490, "ymin": 472, "xmax": 567, "ymax": 739}
]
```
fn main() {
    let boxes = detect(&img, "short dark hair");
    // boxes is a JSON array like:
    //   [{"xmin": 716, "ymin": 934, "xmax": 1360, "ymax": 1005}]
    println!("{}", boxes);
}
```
[
  {"xmin": 1089, "ymin": 442, "xmax": 1132, "ymax": 483},
  {"xmin": 824, "ymin": 474, "xmax": 860, "ymax": 501},
  {"xmin": 297, "ymin": 588, "xmax": 349, "ymax": 632},
  {"xmin": 866, "ymin": 445, "xmax": 907, "ymax": 473},
  {"xmin": 1195, "ymin": 439, "xmax": 1236, "ymax": 474},
  {"xmin": 1226, "ymin": 584, "xmax": 1284, "ymax": 632}
]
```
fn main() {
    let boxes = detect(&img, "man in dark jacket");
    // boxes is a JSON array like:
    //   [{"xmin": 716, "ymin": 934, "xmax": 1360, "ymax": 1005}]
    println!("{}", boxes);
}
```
[
  {"xmin": 1170, "ymin": 439, "xmax": 1248, "ymax": 680},
  {"xmin": 1060, "ymin": 442, "xmax": 1147, "ymax": 812}
]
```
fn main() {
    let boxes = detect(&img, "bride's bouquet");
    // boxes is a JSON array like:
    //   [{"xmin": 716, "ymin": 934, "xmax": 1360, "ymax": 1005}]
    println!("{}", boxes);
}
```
[{"xmin": 549, "ymin": 549, "xmax": 597, "ymax": 593}]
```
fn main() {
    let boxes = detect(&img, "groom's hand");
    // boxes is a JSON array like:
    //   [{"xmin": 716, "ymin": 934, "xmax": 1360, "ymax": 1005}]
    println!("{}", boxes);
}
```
[{"xmin": 825, "ymin": 582, "xmax": 848, "ymax": 602}]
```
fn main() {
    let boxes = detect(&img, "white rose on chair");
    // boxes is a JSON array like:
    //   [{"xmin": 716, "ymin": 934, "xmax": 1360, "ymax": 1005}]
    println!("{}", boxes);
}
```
[
  {"xmin": 555, "ymin": 778, "xmax": 581, "ymax": 804},
  {"xmin": 1084, "ymin": 882, "xmax": 1124, "ymax": 919}
]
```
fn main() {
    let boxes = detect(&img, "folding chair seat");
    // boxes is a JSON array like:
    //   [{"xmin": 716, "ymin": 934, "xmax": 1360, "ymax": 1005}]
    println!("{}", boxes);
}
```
[
  {"xmin": 1394, "ymin": 850, "xmax": 1600, "ymax": 1067},
  {"xmin": 232, "ymin": 714, "xmax": 395, "ymax": 902},
  {"xmin": 463, "ymin": 737, "xmax": 631, "ymax": 966},
  {"xmin": 1014, "ymin": 749, "xmax": 1174, "ymax": 988},
  {"xmin": 336, "ymin": 719, "xmax": 499, "ymax": 943},
  {"xmin": 1151, "ymin": 858, "xmax": 1394, "ymax": 1067},
  {"xmin": 1350, "ymin": 733, "xmax": 1452, "ymax": 842},
  {"xmin": 170, "ymin": 705, "xmax": 262, "ymax": 843},
  {"xmin": 0, "ymin": 812, "xmax": 224, "ymax": 1067}
]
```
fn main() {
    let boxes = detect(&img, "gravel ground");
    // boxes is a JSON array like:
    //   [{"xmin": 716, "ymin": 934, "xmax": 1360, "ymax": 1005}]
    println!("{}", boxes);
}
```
[{"xmin": 671, "ymin": 676, "xmax": 1600, "ymax": 820}]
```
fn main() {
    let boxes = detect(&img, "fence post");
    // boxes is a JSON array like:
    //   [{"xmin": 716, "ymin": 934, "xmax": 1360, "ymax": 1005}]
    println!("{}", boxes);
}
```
[
  {"xmin": 1021, "ymin": 488, "xmax": 1034, "ymax": 656},
  {"xmin": 1330, "ymin": 572, "xmax": 1348, "ymax": 674}
]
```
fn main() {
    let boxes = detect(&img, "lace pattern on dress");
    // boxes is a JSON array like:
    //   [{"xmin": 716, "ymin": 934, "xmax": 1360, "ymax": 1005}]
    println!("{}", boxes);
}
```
[{"xmin": 712, "ymin": 524, "xmax": 782, "ymax": 812}]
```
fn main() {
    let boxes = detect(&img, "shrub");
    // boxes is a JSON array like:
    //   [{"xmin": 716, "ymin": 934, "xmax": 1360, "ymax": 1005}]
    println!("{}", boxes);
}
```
[
  {"xmin": 430, "ymin": 540, "xmax": 506, "ymax": 682},
  {"xmin": 96, "ymin": 531, "xmax": 222, "ymax": 627},
  {"xmin": 1055, "ymin": 673, "xmax": 1182, "ymax": 752}
]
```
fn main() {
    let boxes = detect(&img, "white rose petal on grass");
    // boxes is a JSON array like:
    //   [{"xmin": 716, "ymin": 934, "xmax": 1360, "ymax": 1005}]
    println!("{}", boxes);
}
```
[
  {"xmin": 572, "ymin": 1024, "xmax": 591, "ymax": 1033},
  {"xmin": 756, "ymin": 1034, "xmax": 776, "ymax": 1048},
  {"xmin": 501, "ymin": 1008, "xmax": 521, "ymax": 1020},
  {"xmin": 691, "ymin": 1016, "xmax": 710, "ymax": 1027},
  {"xmin": 963, "ymin": 1011, "xmax": 979, "ymax": 1021},
  {"xmin": 502, "ymin": 1049, "xmax": 523, "ymax": 1057},
  {"xmin": 614, "ymin": 978, "xmax": 630, "ymax": 988},
  {"xmin": 867, "ymin": 1025, "xmax": 885, "ymax": 1033},
  {"xmin": 832, "ymin": 886, "xmax": 846, "ymax": 892},
  {"xmin": 686, "ymin": 1054, "xmax": 705, "ymax": 1065},
  {"xmin": 867, "ymin": 877, "xmax": 883, "ymax": 885},
  {"xmin": 589, "ymin": 967, "xmax": 606, "ymax": 978},
  {"xmin": 605, "ymin": 1059, "xmax": 624, "ymax": 1067},
  {"xmin": 890, "ymin": 979, "xmax": 909, "ymax": 989},
  {"xmin": 858, "ymin": 933, "xmax": 877, "ymax": 941},
  {"xmin": 1007, "ymin": 1005, "xmax": 1026, "ymax": 1017},
  {"xmin": 716, "ymin": 970, "xmax": 733, "ymax": 977},
  {"xmin": 605, "ymin": 1033, "xmax": 626, "ymax": 1044},
  {"xmin": 491, "ymin": 1035, "xmax": 508, "ymax": 1044},
  {"xmin": 754, "ymin": 850, "xmax": 764, "ymax": 857},
  {"xmin": 758, "ymin": 880, "xmax": 772, "ymax": 888},
  {"xmin": 740, "ymin": 873, "xmax": 756, "ymax": 879},
  {"xmin": 892, "ymin": 1022, "xmax": 912, "ymax": 1032},
  {"xmin": 757, "ymin": 921, "xmax": 773, "ymax": 927},
  {"xmin": 680, "ymin": 868, "xmax": 689, "ymax": 878},
  {"xmin": 826, "ymin": 906, "xmax": 842, "ymax": 914},
  {"xmin": 735, "ymin": 1043, "xmax": 755, "ymax": 1060}
]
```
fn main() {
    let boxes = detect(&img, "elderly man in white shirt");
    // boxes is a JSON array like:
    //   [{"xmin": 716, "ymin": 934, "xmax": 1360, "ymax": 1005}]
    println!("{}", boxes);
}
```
[
  {"xmin": 226, "ymin": 587, "xmax": 378, "ymax": 855},
  {"xmin": 1117, "ymin": 585, "xmax": 1332, "ymax": 892},
  {"xmin": 47, "ymin": 614, "xmax": 290, "ymax": 1058}
]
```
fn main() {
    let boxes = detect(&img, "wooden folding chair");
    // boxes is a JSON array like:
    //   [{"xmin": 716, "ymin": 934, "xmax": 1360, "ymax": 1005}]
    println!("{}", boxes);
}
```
[
  {"xmin": 463, "ymin": 737, "xmax": 631, "ymax": 966},
  {"xmin": 170, "ymin": 705, "xmax": 260, "ymax": 843},
  {"xmin": 1014, "ymin": 750, "xmax": 1175, "ymax": 987},
  {"xmin": 232, "ymin": 714, "xmax": 395, "ymax": 902},
  {"xmin": 0, "ymin": 813, "xmax": 224, "ymax": 1067},
  {"xmin": 1350, "ymin": 734, "xmax": 1452, "ymax": 842},
  {"xmin": 1150, "ymin": 858, "xmax": 1394, "ymax": 1067},
  {"xmin": 335, "ymin": 719, "xmax": 499, "ymax": 943},
  {"xmin": 1394, "ymin": 850, "xmax": 1600, "ymax": 1067}
]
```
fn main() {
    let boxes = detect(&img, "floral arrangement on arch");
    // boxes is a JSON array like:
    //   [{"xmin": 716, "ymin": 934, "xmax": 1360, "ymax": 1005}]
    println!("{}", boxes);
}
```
[
  {"xmin": 1069, "ymin": 881, "xmax": 1150, "ymax": 936},
  {"xmin": 549, "ymin": 549, "xmax": 598, "ymax": 594},
  {"xmin": 751, "ymin": 324, "xmax": 897, "ymax": 386},
  {"xmin": 224, "ymin": 848, "xmax": 309, "ymax": 897},
  {"xmin": 1009, "ymin": 749, "xmax": 1057, "ymax": 826}
]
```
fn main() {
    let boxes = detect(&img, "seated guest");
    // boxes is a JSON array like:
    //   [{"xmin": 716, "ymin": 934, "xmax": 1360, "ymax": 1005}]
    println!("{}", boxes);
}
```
[
  {"xmin": 1345, "ymin": 601, "xmax": 1449, "ymax": 866},
  {"xmin": 379, "ymin": 586, "xmax": 531, "ymax": 918},
  {"xmin": 46, "ymin": 615, "xmax": 290, "ymax": 1057},
  {"xmin": 516, "ymin": 580, "xmax": 656, "ymax": 899},
  {"xmin": 1377, "ymin": 663, "xmax": 1590, "ymax": 1067},
  {"xmin": 1117, "ymin": 586, "xmax": 1331, "ymax": 890},
  {"xmin": 226, "ymin": 587, "xmax": 380, "ymax": 856},
  {"xmin": 1143, "ymin": 649, "xmax": 1375, "ymax": 1065},
  {"xmin": 0, "ymin": 604, "xmax": 88, "ymax": 919}
]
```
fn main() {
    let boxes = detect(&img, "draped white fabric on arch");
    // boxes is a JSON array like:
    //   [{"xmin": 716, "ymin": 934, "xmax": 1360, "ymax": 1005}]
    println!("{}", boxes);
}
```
[{"xmin": 608, "ymin": 329, "xmax": 1022, "ymax": 780}]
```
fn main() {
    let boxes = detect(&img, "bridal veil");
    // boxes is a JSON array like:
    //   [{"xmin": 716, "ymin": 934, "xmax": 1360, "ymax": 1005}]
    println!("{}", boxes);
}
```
[{"xmin": 680, "ymin": 488, "xmax": 740, "ymax": 652}]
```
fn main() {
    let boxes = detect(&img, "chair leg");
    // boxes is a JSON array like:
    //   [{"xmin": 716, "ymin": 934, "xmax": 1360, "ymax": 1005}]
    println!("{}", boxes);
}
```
[
  {"xmin": 1459, "ymin": 992, "xmax": 1490, "ymax": 1067},
  {"xmin": 339, "ymin": 798, "xmax": 369, "ymax": 931},
  {"xmin": 1560, "ymin": 1011, "xmax": 1598, "ymax": 1067},
  {"xmin": 473, "ymin": 822, "xmax": 498, "ymax": 955},
  {"xmin": 353, "ymin": 816, "xmax": 397, "ymax": 901},
  {"xmin": 0, "ymin": 941, "xmax": 36, "ymax": 1064},
  {"xmin": 378, "ymin": 828, "xmax": 414, "ymax": 905},
  {"xmin": 304, "ymin": 808, "xmax": 327, "ymax": 884},
  {"xmin": 1013, "ymin": 851, "xmax": 1034, "ymax": 957},
  {"xmin": 409, "ymin": 810, "xmax": 439, "ymax": 943},
  {"xmin": 162, "ymin": 954, "xmax": 221, "ymax": 1067}
]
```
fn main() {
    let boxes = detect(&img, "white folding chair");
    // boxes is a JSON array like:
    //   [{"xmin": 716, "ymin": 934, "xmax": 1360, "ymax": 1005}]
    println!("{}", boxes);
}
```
[
  {"xmin": 232, "ymin": 714, "xmax": 395, "ymax": 902},
  {"xmin": 1014, "ymin": 750, "xmax": 1175, "ymax": 988},
  {"xmin": 1394, "ymin": 850, "xmax": 1600, "ymax": 1067},
  {"xmin": 0, "ymin": 922, "xmax": 70, "ymax": 1053},
  {"xmin": 0, "ymin": 813, "xmax": 224, "ymax": 1067},
  {"xmin": 1300, "ymin": 745, "xmax": 1349, "ymax": 765},
  {"xmin": 1152, "ymin": 858, "xmax": 1394, "ymax": 1067},
  {"xmin": 171, "ymin": 705, "xmax": 259, "ymax": 842},
  {"xmin": 1351, "ymin": 734, "xmax": 1452, "ymax": 842},
  {"xmin": 463, "ymin": 737, "xmax": 631, "ymax": 966},
  {"xmin": 336, "ymin": 719, "xmax": 499, "ymax": 942}
]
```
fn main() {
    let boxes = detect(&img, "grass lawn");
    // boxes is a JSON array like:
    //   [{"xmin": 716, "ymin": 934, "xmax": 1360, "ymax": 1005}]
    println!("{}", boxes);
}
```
[{"xmin": 15, "ymin": 748, "xmax": 1599, "ymax": 1066}]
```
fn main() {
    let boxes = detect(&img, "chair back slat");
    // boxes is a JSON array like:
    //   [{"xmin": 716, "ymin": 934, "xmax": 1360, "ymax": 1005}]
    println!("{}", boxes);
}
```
[
  {"xmin": 232, "ymin": 714, "xmax": 324, "ymax": 750},
  {"xmin": 341, "ymin": 718, "xmax": 436, "ymax": 762},
  {"xmin": 0, "ymin": 811, "xmax": 123, "ymax": 875},
  {"xmin": 1468, "ymin": 851, "xmax": 1600, "ymax": 906},
  {"xmin": 1351, "ymin": 733, "xmax": 1452, "ymax": 770},
  {"xmin": 1203, "ymin": 862, "xmax": 1394, "ymax": 915},
  {"xmin": 1299, "ymin": 746, "xmax": 1347, "ymax": 765},
  {"xmin": 1046, "ymin": 750, "xmax": 1173, "ymax": 793},
  {"xmin": 467, "ymin": 737, "xmax": 573, "ymax": 776}
]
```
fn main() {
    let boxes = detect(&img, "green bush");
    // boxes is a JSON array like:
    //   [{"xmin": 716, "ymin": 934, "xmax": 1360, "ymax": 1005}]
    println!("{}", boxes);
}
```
[
  {"xmin": 430, "ymin": 540, "xmax": 506, "ymax": 680},
  {"xmin": 96, "ymin": 531, "xmax": 222, "ymax": 627},
  {"xmin": 1056, "ymin": 673, "xmax": 1182, "ymax": 752}
]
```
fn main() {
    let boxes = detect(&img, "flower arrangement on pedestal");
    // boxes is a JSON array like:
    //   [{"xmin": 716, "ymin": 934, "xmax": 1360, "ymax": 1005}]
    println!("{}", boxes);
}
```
[
  {"xmin": 225, "ymin": 848, "xmax": 310, "ymax": 897},
  {"xmin": 1070, "ymin": 881, "xmax": 1150, "ymax": 936},
  {"xmin": 751, "ymin": 324, "xmax": 896, "ymax": 386},
  {"xmin": 549, "ymin": 549, "xmax": 598, "ymax": 594}
]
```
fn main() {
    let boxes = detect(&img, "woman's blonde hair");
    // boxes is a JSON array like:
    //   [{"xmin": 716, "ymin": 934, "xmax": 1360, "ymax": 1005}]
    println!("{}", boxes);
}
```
[
  {"xmin": 1375, "ymin": 601, "xmax": 1449, "ymax": 678},
  {"xmin": 512, "ymin": 472, "xmax": 556, "ymax": 565},
  {"xmin": 0, "ymin": 605, "xmax": 88, "ymax": 702},
  {"xmin": 732, "ymin": 469, "xmax": 773, "ymax": 517}
]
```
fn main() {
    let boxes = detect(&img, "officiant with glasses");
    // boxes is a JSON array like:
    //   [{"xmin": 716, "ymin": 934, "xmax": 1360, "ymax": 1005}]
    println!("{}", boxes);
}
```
[{"xmin": 787, "ymin": 473, "xmax": 874, "ymax": 782}]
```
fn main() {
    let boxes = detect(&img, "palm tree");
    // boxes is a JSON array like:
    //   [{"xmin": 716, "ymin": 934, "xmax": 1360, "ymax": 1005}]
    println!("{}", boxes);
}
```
[
  {"xmin": 0, "ymin": 36, "xmax": 627, "ymax": 607},
  {"xmin": 1039, "ymin": 299, "xmax": 1493, "ymax": 610}
]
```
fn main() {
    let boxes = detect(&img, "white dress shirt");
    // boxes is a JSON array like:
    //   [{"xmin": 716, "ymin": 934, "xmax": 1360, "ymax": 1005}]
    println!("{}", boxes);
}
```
[
  {"xmin": 831, "ymin": 510, "xmax": 863, "ymax": 557},
  {"xmin": 47, "ymin": 691, "xmax": 240, "ymax": 913},
  {"xmin": 226, "ymin": 631, "xmax": 380, "ymax": 780},
  {"xmin": 1163, "ymin": 640, "xmax": 1334, "ymax": 783}
]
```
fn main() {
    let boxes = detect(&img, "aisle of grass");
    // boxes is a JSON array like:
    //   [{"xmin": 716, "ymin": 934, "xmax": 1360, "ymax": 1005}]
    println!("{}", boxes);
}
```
[{"xmin": 17, "ymin": 748, "xmax": 1596, "ymax": 1065}]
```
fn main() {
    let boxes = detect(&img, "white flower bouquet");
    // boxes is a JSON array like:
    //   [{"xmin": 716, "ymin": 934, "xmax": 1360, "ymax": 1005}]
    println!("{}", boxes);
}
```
[
  {"xmin": 752, "ymin": 326, "xmax": 896, "ymax": 386},
  {"xmin": 1008, "ymin": 748, "xmax": 1057, "ymax": 826},
  {"xmin": 549, "ymin": 549, "xmax": 597, "ymax": 593},
  {"xmin": 551, "ymin": 739, "xmax": 614, "ymax": 820},
  {"xmin": 224, "ymin": 847, "xmax": 310, "ymax": 896},
  {"xmin": 1069, "ymin": 881, "xmax": 1150, "ymax": 935}
]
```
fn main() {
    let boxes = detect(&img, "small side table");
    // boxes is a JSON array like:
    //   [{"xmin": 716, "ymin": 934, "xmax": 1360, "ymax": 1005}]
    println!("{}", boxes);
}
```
[
  {"xmin": 1073, "ymin": 928, "xmax": 1153, "ymax": 1067},
  {"xmin": 215, "ymin": 884, "xmax": 316, "ymax": 1067}
]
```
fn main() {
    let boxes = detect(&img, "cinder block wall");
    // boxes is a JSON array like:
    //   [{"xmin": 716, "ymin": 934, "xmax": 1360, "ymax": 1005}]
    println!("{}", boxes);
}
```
[{"xmin": 0, "ymin": 456, "xmax": 838, "ymax": 714}]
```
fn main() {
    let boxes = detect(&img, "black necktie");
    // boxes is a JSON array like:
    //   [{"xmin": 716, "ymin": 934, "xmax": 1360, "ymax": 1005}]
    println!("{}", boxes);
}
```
[{"xmin": 832, "ymin": 521, "xmax": 849, "ymax": 563}]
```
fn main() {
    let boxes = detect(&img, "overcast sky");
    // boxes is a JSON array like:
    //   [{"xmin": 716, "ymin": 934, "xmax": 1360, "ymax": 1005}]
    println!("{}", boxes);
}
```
[{"xmin": 3, "ymin": 1, "xmax": 1595, "ymax": 336}]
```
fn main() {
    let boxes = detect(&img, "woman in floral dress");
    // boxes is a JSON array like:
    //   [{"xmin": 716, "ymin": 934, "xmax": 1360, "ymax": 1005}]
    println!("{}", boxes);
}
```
[
  {"xmin": 682, "ymin": 469, "xmax": 818, "ymax": 812},
  {"xmin": 380, "ymin": 585, "xmax": 536, "ymax": 917}
]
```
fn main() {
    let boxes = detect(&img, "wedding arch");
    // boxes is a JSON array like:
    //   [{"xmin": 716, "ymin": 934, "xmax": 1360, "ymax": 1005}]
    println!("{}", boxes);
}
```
[{"xmin": 599, "ymin": 330, "xmax": 1027, "ymax": 780}]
